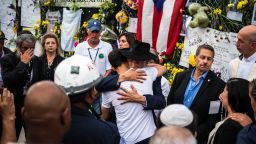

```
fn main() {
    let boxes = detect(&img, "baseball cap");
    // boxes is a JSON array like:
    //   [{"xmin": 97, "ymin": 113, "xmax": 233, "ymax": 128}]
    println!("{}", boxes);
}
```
[
  {"xmin": 160, "ymin": 104, "xmax": 193, "ymax": 127},
  {"xmin": 87, "ymin": 19, "xmax": 101, "ymax": 32},
  {"xmin": 0, "ymin": 31, "xmax": 7, "ymax": 40}
]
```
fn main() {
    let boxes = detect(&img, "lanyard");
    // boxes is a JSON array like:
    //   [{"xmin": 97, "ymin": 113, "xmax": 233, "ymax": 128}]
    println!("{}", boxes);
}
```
[{"xmin": 87, "ymin": 48, "xmax": 99, "ymax": 64}]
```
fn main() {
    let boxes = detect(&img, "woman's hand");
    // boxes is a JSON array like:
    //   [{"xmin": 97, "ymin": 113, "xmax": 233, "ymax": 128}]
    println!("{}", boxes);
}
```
[{"xmin": 229, "ymin": 113, "xmax": 253, "ymax": 127}]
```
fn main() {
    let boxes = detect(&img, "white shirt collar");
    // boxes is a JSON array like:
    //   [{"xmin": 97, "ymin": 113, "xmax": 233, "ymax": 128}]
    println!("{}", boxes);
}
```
[
  {"xmin": 243, "ymin": 52, "xmax": 256, "ymax": 62},
  {"xmin": 85, "ymin": 40, "xmax": 102, "ymax": 49}
]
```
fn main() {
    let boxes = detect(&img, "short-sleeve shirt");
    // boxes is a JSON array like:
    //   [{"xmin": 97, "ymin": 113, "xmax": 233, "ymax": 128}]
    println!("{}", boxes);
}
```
[
  {"xmin": 102, "ymin": 67, "xmax": 158, "ymax": 144},
  {"xmin": 75, "ymin": 40, "xmax": 112, "ymax": 75}
]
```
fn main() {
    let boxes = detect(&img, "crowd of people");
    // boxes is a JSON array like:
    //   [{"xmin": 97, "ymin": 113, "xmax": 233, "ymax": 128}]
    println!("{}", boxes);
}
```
[{"xmin": 0, "ymin": 19, "xmax": 256, "ymax": 144}]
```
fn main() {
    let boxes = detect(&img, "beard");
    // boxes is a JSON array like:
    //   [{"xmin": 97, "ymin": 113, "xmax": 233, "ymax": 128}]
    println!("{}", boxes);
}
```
[{"xmin": 88, "ymin": 37, "xmax": 100, "ymax": 45}]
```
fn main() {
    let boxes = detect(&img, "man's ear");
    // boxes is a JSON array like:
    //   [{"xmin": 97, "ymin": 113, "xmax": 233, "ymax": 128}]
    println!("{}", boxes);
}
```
[
  {"xmin": 84, "ymin": 89, "xmax": 96, "ymax": 104},
  {"xmin": 61, "ymin": 107, "xmax": 71, "ymax": 131},
  {"xmin": 90, "ymin": 88, "xmax": 99, "ymax": 100}
]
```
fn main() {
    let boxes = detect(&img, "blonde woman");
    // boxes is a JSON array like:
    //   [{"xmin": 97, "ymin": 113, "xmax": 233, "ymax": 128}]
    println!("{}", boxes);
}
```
[{"xmin": 39, "ymin": 33, "xmax": 64, "ymax": 81}]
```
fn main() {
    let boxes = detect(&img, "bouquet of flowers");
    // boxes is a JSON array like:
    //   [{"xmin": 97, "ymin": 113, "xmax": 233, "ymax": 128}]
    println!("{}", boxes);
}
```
[{"xmin": 33, "ymin": 20, "xmax": 49, "ymax": 39}]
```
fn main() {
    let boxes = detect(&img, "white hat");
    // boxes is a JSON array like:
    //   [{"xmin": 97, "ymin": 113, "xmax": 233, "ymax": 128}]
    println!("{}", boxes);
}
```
[
  {"xmin": 160, "ymin": 104, "xmax": 193, "ymax": 127},
  {"xmin": 54, "ymin": 55, "xmax": 102, "ymax": 95}
]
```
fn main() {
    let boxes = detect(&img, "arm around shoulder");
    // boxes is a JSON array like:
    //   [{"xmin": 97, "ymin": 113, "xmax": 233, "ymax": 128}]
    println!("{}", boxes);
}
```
[{"xmin": 147, "ymin": 63, "xmax": 166, "ymax": 77}]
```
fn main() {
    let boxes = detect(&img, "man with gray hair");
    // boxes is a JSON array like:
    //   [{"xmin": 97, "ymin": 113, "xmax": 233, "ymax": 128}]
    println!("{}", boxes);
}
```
[
  {"xmin": 150, "ymin": 126, "xmax": 197, "ymax": 144},
  {"xmin": 0, "ymin": 33, "xmax": 41, "ymax": 137}
]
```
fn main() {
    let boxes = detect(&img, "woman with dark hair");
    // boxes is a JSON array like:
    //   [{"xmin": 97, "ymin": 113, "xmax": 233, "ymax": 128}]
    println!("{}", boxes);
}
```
[
  {"xmin": 231, "ymin": 79, "xmax": 256, "ymax": 144},
  {"xmin": 39, "ymin": 33, "xmax": 64, "ymax": 81},
  {"xmin": 118, "ymin": 32, "xmax": 136, "ymax": 49},
  {"xmin": 208, "ymin": 78, "xmax": 254, "ymax": 144}
]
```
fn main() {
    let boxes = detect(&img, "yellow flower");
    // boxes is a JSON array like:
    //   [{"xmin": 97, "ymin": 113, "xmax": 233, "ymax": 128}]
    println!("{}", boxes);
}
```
[
  {"xmin": 228, "ymin": 3, "xmax": 234, "ymax": 8},
  {"xmin": 41, "ymin": 20, "xmax": 49, "ymax": 28},
  {"xmin": 178, "ymin": 68, "xmax": 184, "ymax": 73},
  {"xmin": 188, "ymin": 54, "xmax": 196, "ymax": 67},
  {"xmin": 219, "ymin": 25, "xmax": 223, "ymax": 30},
  {"xmin": 92, "ymin": 13, "xmax": 100, "ymax": 20},
  {"xmin": 243, "ymin": 0, "xmax": 248, "ymax": 5},
  {"xmin": 82, "ymin": 21, "xmax": 88, "ymax": 28},
  {"xmin": 168, "ymin": 78, "xmax": 174, "ymax": 85},
  {"xmin": 237, "ymin": 0, "xmax": 248, "ymax": 10},
  {"xmin": 115, "ymin": 10, "xmax": 128, "ymax": 24},
  {"xmin": 44, "ymin": 1, "xmax": 50, "ymax": 6},
  {"xmin": 43, "ymin": 0, "xmax": 53, "ymax": 6},
  {"xmin": 178, "ymin": 43, "xmax": 184, "ymax": 50},
  {"xmin": 127, "ymin": 0, "xmax": 133, "ymax": 6},
  {"xmin": 213, "ymin": 8, "xmax": 222, "ymax": 15},
  {"xmin": 33, "ymin": 24, "xmax": 39, "ymax": 30},
  {"xmin": 176, "ymin": 42, "xmax": 180, "ymax": 47},
  {"xmin": 53, "ymin": 26, "xmax": 58, "ymax": 33},
  {"xmin": 237, "ymin": 2, "xmax": 243, "ymax": 9},
  {"xmin": 23, "ymin": 27, "xmax": 30, "ymax": 31}
]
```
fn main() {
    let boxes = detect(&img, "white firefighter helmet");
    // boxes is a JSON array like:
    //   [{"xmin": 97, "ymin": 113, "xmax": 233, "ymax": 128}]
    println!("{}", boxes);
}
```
[{"xmin": 54, "ymin": 55, "xmax": 102, "ymax": 95}]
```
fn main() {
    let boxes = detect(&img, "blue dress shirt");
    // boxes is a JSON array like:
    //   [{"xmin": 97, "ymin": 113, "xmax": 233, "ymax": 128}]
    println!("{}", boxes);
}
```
[{"xmin": 183, "ymin": 69, "xmax": 208, "ymax": 108}]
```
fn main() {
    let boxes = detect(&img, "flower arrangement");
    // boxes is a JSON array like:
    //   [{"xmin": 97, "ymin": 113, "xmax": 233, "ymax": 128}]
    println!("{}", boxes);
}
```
[
  {"xmin": 236, "ymin": 0, "xmax": 249, "ymax": 10},
  {"xmin": 163, "ymin": 63, "xmax": 185, "ymax": 85},
  {"xmin": 162, "ymin": 42, "xmax": 186, "ymax": 85},
  {"xmin": 98, "ymin": 0, "xmax": 117, "ymax": 23},
  {"xmin": 124, "ymin": 0, "xmax": 138, "ymax": 10},
  {"xmin": 160, "ymin": 0, "xmax": 255, "ymax": 84},
  {"xmin": 33, "ymin": 20, "xmax": 49, "ymax": 39},
  {"xmin": 74, "ymin": 20, "xmax": 88, "ymax": 43},
  {"xmin": 203, "ymin": 0, "xmax": 255, "ymax": 32},
  {"xmin": 42, "ymin": 0, "xmax": 54, "ymax": 7},
  {"xmin": 116, "ymin": 10, "xmax": 129, "ymax": 25},
  {"xmin": 73, "ymin": 1, "xmax": 117, "ymax": 42},
  {"xmin": 53, "ymin": 22, "xmax": 61, "ymax": 37}
]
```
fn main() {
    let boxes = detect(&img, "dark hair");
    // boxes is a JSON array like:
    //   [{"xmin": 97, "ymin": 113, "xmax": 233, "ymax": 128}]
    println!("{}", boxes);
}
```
[
  {"xmin": 227, "ymin": 78, "xmax": 255, "ymax": 120},
  {"xmin": 195, "ymin": 44, "xmax": 215, "ymax": 57},
  {"xmin": 40, "ymin": 33, "xmax": 62, "ymax": 56},
  {"xmin": 119, "ymin": 32, "xmax": 136, "ymax": 47},
  {"xmin": 108, "ymin": 49, "xmax": 128, "ymax": 68},
  {"xmin": 150, "ymin": 48, "xmax": 160, "ymax": 64},
  {"xmin": 249, "ymin": 79, "xmax": 256, "ymax": 100}
]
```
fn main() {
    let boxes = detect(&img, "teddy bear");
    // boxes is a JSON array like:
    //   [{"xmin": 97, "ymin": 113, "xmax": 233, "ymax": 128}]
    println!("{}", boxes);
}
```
[{"xmin": 188, "ymin": 3, "xmax": 210, "ymax": 28}]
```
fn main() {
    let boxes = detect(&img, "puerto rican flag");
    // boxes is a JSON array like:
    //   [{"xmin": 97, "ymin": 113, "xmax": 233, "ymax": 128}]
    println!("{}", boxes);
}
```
[{"xmin": 136, "ymin": 0, "xmax": 185, "ymax": 56}]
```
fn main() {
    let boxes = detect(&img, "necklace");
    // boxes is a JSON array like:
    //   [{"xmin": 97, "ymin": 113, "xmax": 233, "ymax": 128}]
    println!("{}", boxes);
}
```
[{"xmin": 47, "ymin": 56, "xmax": 55, "ymax": 67}]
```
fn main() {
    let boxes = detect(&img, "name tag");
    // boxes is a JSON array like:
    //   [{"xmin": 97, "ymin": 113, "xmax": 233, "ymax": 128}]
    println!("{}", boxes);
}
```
[{"xmin": 209, "ymin": 100, "xmax": 220, "ymax": 114}]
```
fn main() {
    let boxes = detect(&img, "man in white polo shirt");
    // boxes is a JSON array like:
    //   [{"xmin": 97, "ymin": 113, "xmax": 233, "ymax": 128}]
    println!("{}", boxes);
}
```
[
  {"xmin": 75, "ymin": 19, "xmax": 112, "ymax": 76},
  {"xmin": 75, "ymin": 19, "xmax": 113, "ymax": 115},
  {"xmin": 228, "ymin": 25, "xmax": 256, "ymax": 81}
]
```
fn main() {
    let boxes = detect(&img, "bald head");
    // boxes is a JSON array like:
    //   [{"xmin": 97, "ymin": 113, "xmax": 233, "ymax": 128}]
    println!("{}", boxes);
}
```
[
  {"xmin": 24, "ymin": 81, "xmax": 69, "ymax": 120},
  {"xmin": 236, "ymin": 25, "xmax": 256, "ymax": 58},
  {"xmin": 23, "ymin": 81, "xmax": 71, "ymax": 143},
  {"xmin": 150, "ymin": 126, "xmax": 197, "ymax": 144},
  {"xmin": 239, "ymin": 25, "xmax": 256, "ymax": 42}
]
